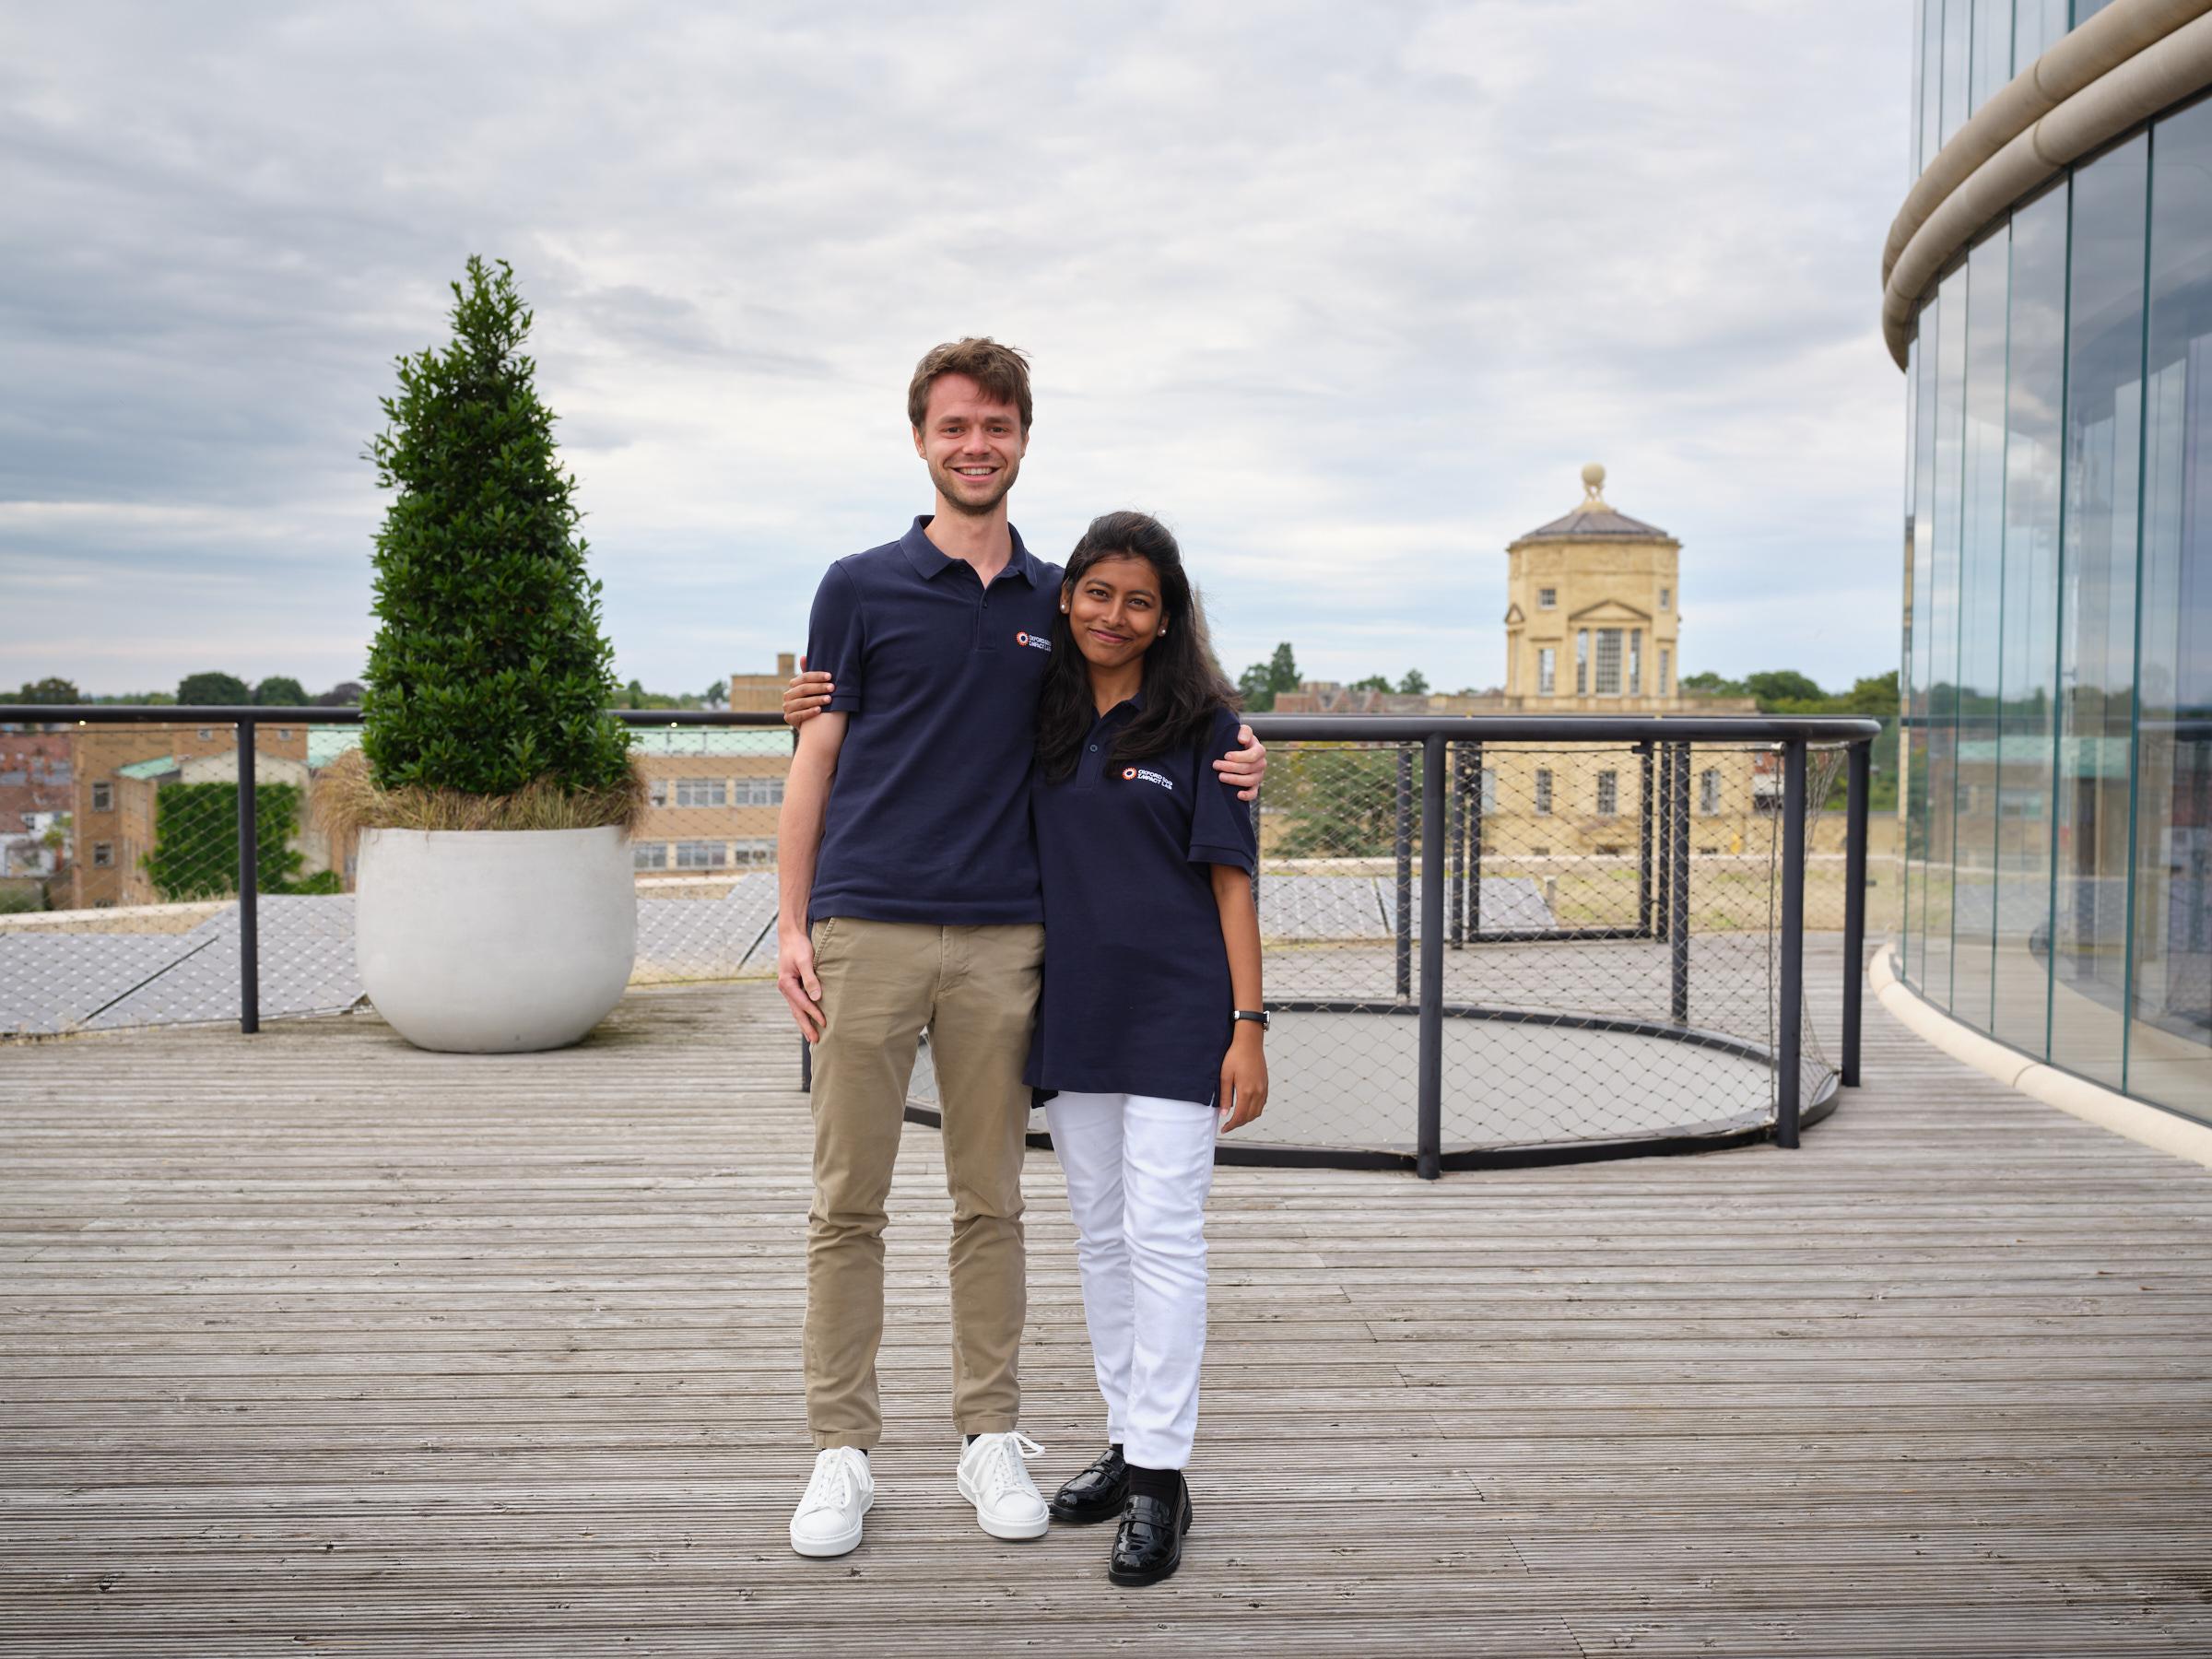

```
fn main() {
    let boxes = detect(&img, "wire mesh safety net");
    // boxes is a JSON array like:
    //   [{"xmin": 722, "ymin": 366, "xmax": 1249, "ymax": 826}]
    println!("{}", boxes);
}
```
[{"xmin": 4, "ymin": 722, "xmax": 1855, "ymax": 1165}]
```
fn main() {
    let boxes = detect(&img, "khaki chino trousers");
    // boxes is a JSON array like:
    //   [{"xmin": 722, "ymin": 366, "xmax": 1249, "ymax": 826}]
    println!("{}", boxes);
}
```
[{"xmin": 804, "ymin": 916, "xmax": 1044, "ymax": 1449}]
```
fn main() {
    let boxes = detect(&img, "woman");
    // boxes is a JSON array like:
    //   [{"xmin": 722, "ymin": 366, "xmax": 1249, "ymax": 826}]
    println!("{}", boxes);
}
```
[{"xmin": 1025, "ymin": 510, "xmax": 1265, "ymax": 1587}]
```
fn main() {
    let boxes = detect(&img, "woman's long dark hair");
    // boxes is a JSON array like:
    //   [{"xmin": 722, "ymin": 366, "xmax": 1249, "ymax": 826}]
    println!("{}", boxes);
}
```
[{"xmin": 1037, "ymin": 511, "xmax": 1240, "ymax": 784}]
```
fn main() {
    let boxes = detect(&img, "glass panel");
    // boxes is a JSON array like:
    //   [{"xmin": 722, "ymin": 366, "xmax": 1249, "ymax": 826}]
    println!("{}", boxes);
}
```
[
  {"xmin": 2015, "ymin": 0, "xmax": 2065, "ymax": 68},
  {"xmin": 1941, "ymin": 0, "xmax": 1972, "ymax": 148},
  {"xmin": 1955, "ymin": 229, "xmax": 2011, "ymax": 1032},
  {"xmin": 1902, "ymin": 326, "xmax": 1923, "ymax": 982},
  {"xmin": 1994, "ymin": 183, "xmax": 2068, "ymax": 1058},
  {"xmin": 2131, "ymin": 102, "xmax": 2212, "ymax": 1120},
  {"xmin": 1538, "ymin": 648, "xmax": 1555, "ymax": 695},
  {"xmin": 1922, "ymin": 0, "xmax": 1946, "ymax": 177},
  {"xmin": 2072, "ymin": 0, "xmax": 2116, "ymax": 22},
  {"xmin": 1924, "ymin": 263, "xmax": 1972, "ymax": 1008},
  {"xmin": 1971, "ymin": 0, "xmax": 2009, "ymax": 112},
  {"xmin": 1913, "ymin": 0, "xmax": 1927, "ymax": 179},
  {"xmin": 2053, "ymin": 135, "xmax": 2147, "ymax": 1088},
  {"xmin": 1908, "ymin": 306, "xmax": 1942, "ymax": 990},
  {"xmin": 1576, "ymin": 630, "xmax": 1589, "ymax": 695}
]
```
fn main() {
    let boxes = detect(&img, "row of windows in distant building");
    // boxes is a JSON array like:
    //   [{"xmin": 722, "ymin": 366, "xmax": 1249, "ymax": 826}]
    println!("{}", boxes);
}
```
[
  {"xmin": 1533, "ymin": 631, "xmax": 1671, "ymax": 699},
  {"xmin": 1524, "ymin": 767, "xmax": 1726, "ymax": 818},
  {"xmin": 646, "ymin": 776, "xmax": 786, "ymax": 808}
]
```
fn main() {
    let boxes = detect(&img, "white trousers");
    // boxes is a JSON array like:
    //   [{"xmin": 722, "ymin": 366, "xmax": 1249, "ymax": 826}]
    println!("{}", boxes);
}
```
[{"xmin": 1044, "ymin": 1090, "xmax": 1218, "ymax": 1471}]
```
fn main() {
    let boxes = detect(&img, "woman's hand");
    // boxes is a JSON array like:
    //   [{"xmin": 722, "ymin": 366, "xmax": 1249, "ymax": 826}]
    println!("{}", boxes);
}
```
[
  {"xmin": 1214, "ymin": 725, "xmax": 1266, "ymax": 802},
  {"xmin": 1218, "ymin": 1027, "xmax": 1268, "ymax": 1133},
  {"xmin": 783, "ymin": 657, "xmax": 834, "ymax": 727}
]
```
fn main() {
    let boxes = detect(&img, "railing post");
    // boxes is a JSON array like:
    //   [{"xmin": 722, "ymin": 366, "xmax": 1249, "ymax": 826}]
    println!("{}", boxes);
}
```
[
  {"xmin": 1841, "ymin": 737, "xmax": 1871, "ymax": 1088},
  {"xmin": 1466, "ymin": 742, "xmax": 1485, "ymax": 941},
  {"xmin": 1776, "ymin": 739, "xmax": 1808, "ymax": 1147},
  {"xmin": 1394, "ymin": 744, "xmax": 1413, "ymax": 1003},
  {"xmin": 1417, "ymin": 734, "xmax": 1446, "ymax": 1181},
  {"xmin": 1448, "ymin": 742, "xmax": 1465, "ymax": 951},
  {"xmin": 1669, "ymin": 743, "xmax": 1691, "ymax": 1026},
  {"xmin": 235, "ymin": 719, "xmax": 259, "ymax": 1036},
  {"xmin": 1637, "ymin": 742, "xmax": 1655, "ymax": 937}
]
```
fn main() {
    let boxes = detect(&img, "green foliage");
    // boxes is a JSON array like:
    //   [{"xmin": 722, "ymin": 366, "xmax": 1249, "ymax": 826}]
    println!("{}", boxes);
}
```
[
  {"xmin": 1349, "ymin": 675, "xmax": 1393, "ymax": 693},
  {"xmin": 704, "ymin": 679, "xmax": 727, "ymax": 707},
  {"xmin": 1274, "ymin": 747, "xmax": 1418, "ymax": 859},
  {"xmin": 1679, "ymin": 670, "xmax": 1747, "ymax": 697},
  {"xmin": 142, "ymin": 782, "xmax": 321, "ymax": 900},
  {"xmin": 1397, "ymin": 669, "xmax": 1430, "ymax": 696},
  {"xmin": 0, "ymin": 885, "xmax": 45, "ymax": 914},
  {"xmin": 0, "ymin": 677, "xmax": 79, "ymax": 704},
  {"xmin": 361, "ymin": 255, "xmax": 629, "ymax": 798},
  {"xmin": 1745, "ymin": 669, "xmax": 1826, "ymax": 708},
  {"xmin": 1236, "ymin": 642, "xmax": 1302, "ymax": 712},
  {"xmin": 179, "ymin": 672, "xmax": 252, "ymax": 706},
  {"xmin": 254, "ymin": 676, "xmax": 308, "ymax": 706}
]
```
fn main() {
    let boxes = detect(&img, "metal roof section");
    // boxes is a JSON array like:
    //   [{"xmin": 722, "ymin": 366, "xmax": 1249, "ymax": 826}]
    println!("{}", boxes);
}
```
[{"xmin": 1510, "ymin": 464, "xmax": 1673, "ymax": 545}]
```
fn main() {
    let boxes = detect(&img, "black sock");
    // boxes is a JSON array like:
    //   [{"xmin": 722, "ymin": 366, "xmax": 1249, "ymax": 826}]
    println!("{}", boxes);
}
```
[{"xmin": 1125, "ymin": 1463, "xmax": 1181, "ymax": 1504}]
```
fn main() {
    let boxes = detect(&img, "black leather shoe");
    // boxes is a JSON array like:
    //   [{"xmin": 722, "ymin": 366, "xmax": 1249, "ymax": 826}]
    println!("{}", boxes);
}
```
[
  {"xmin": 1050, "ymin": 1444, "xmax": 1128, "ymax": 1524},
  {"xmin": 1107, "ymin": 1478, "xmax": 1193, "ymax": 1587}
]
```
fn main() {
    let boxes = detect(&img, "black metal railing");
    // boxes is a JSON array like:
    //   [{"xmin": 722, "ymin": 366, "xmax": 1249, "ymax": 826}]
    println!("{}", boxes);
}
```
[{"xmin": 6, "ymin": 706, "xmax": 1879, "ymax": 1176}]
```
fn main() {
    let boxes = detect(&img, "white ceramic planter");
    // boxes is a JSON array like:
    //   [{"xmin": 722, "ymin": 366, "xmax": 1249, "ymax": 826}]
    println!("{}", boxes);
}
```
[{"xmin": 355, "ymin": 825, "xmax": 636, "ymax": 1053}]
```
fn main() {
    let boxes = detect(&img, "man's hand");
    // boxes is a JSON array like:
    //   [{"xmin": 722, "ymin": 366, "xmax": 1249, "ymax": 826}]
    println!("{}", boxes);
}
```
[
  {"xmin": 783, "ymin": 655, "xmax": 835, "ymax": 728},
  {"xmin": 1215, "ymin": 724, "xmax": 1267, "ymax": 802},
  {"xmin": 777, "ymin": 928, "xmax": 827, "ymax": 1041},
  {"xmin": 1218, "ymin": 1027, "xmax": 1268, "ymax": 1133}
]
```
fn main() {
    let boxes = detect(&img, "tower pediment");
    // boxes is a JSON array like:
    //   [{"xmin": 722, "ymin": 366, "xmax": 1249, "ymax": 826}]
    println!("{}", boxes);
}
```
[
  {"xmin": 1567, "ymin": 598, "xmax": 1653, "ymax": 625},
  {"xmin": 1503, "ymin": 602, "xmax": 1525, "ymax": 626}
]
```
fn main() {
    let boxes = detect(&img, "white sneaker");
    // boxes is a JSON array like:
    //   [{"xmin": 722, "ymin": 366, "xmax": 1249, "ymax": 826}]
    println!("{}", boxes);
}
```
[
  {"xmin": 790, "ymin": 1446, "xmax": 873, "ymax": 1558},
  {"xmin": 956, "ymin": 1430, "xmax": 1051, "ymax": 1541}
]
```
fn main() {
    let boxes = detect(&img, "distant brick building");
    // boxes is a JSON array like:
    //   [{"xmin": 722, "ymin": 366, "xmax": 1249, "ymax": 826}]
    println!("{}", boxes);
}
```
[{"xmin": 69, "ymin": 723, "xmax": 312, "ymax": 909}]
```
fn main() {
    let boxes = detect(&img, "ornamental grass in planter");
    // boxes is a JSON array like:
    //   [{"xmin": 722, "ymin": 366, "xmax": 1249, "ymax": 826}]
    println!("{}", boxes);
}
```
[{"xmin": 329, "ymin": 256, "xmax": 641, "ymax": 1053}]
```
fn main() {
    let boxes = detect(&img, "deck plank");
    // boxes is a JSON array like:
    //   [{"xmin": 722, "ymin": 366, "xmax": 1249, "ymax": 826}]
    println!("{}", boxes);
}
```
[{"xmin": 3, "ymin": 956, "xmax": 2210, "ymax": 1656}]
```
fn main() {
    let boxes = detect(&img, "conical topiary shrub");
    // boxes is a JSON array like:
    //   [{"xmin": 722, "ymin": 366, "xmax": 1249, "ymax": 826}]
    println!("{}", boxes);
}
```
[{"xmin": 351, "ymin": 255, "xmax": 634, "ymax": 830}]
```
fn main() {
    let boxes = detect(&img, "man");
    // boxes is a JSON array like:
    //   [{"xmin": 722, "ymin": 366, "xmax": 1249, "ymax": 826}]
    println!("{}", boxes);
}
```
[{"xmin": 775, "ymin": 338, "xmax": 1265, "ymax": 1559}]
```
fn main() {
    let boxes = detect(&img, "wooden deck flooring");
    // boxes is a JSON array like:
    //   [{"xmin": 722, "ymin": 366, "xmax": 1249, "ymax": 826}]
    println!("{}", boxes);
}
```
[{"xmin": 4, "ymin": 972, "xmax": 2211, "ymax": 1654}]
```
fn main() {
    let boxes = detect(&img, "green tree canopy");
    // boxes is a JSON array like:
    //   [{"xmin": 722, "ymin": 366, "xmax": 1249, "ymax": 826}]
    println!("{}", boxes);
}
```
[
  {"xmin": 1397, "ymin": 669, "xmax": 1430, "ymax": 696},
  {"xmin": 1349, "ymin": 675, "xmax": 1393, "ymax": 693},
  {"xmin": 1745, "ymin": 669, "xmax": 1827, "ymax": 708},
  {"xmin": 361, "ymin": 256, "xmax": 629, "ymax": 798},
  {"xmin": 1678, "ymin": 670, "xmax": 1747, "ymax": 697},
  {"xmin": 253, "ymin": 676, "xmax": 308, "ymax": 706},
  {"xmin": 1, "ymin": 677, "xmax": 80, "ymax": 704},
  {"xmin": 178, "ymin": 672, "xmax": 252, "ymax": 706}
]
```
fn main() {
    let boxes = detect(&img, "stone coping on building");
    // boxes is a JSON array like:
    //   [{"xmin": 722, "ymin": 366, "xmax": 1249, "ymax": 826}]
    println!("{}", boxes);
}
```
[{"xmin": 1870, "ymin": 941, "xmax": 2212, "ymax": 1168}]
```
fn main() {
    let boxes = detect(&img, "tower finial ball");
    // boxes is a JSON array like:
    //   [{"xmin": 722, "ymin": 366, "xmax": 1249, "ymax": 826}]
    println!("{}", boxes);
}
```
[{"xmin": 1582, "ymin": 461, "xmax": 1606, "ymax": 493}]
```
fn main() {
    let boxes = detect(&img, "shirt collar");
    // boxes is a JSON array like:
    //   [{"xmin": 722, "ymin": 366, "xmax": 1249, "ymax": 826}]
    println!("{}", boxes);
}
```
[{"xmin": 900, "ymin": 515, "xmax": 1040, "ymax": 584}]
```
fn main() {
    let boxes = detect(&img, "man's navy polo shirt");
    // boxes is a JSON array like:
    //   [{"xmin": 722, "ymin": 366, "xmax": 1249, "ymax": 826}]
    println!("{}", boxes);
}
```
[
  {"xmin": 805, "ymin": 516, "xmax": 1063, "ymax": 927},
  {"xmin": 1025, "ymin": 700, "xmax": 1258, "ymax": 1106}
]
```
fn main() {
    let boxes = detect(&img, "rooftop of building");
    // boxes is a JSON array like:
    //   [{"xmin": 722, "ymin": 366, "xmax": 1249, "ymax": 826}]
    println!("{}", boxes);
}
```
[{"xmin": 1511, "ymin": 463, "xmax": 1673, "ymax": 546}]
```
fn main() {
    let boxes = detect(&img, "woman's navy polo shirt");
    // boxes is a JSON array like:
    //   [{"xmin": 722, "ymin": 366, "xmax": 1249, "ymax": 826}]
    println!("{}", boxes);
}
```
[
  {"xmin": 804, "ymin": 517, "xmax": 1063, "ymax": 927},
  {"xmin": 1024, "ymin": 700, "xmax": 1258, "ymax": 1107}
]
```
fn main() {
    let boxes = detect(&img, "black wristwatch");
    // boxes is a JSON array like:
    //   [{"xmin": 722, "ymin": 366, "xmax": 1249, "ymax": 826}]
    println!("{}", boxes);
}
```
[{"xmin": 1232, "ymin": 1009, "xmax": 1269, "ymax": 1032}]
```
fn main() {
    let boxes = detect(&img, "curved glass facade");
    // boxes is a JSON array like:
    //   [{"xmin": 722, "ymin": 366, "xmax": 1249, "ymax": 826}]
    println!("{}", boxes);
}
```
[{"xmin": 1900, "ymin": 86, "xmax": 2212, "ymax": 1125}]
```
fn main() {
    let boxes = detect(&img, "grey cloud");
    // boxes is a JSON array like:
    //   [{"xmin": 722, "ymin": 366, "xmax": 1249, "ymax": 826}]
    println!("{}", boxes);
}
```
[{"xmin": 1, "ymin": 1, "xmax": 1912, "ymax": 697}]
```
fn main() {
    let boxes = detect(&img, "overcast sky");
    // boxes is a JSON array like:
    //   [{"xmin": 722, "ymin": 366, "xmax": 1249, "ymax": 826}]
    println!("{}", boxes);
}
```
[{"xmin": 3, "ymin": 1, "xmax": 1911, "ymax": 700}]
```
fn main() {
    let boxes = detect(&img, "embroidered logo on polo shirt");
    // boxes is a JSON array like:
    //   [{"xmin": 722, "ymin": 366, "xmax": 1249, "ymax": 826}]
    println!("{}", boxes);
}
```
[
  {"xmin": 1015, "ymin": 631, "xmax": 1051, "ymax": 652},
  {"xmin": 1122, "ymin": 767, "xmax": 1174, "ymax": 791}
]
